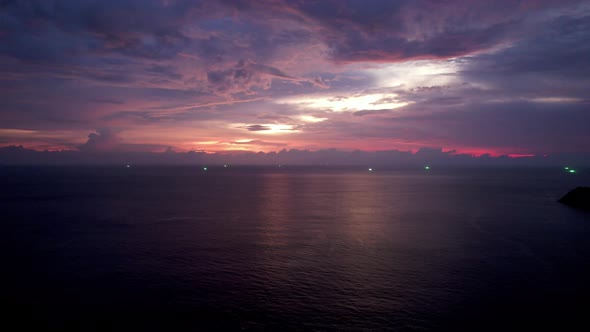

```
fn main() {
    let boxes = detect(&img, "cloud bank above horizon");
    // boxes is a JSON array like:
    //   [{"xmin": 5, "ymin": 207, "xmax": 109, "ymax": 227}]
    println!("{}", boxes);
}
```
[{"xmin": 1, "ymin": 0, "xmax": 589, "ymax": 162}]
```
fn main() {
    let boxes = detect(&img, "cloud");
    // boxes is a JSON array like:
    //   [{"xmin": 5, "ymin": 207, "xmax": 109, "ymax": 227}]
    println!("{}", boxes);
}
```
[
  {"xmin": 229, "ymin": 139, "xmax": 288, "ymax": 147},
  {"xmin": 0, "ymin": 0, "xmax": 197, "ymax": 62},
  {"xmin": 0, "ymin": 0, "xmax": 589, "ymax": 159},
  {"xmin": 244, "ymin": 124, "xmax": 271, "ymax": 131},
  {"xmin": 461, "ymin": 14, "xmax": 590, "ymax": 89},
  {"xmin": 207, "ymin": 60, "xmax": 272, "ymax": 95},
  {"xmin": 382, "ymin": 100, "xmax": 590, "ymax": 154},
  {"xmin": 78, "ymin": 128, "xmax": 121, "ymax": 152},
  {"xmin": 2, "ymin": 145, "xmax": 589, "ymax": 166},
  {"xmin": 271, "ymin": 0, "xmax": 537, "ymax": 63},
  {"xmin": 353, "ymin": 109, "xmax": 392, "ymax": 117},
  {"xmin": 206, "ymin": 60, "xmax": 328, "ymax": 95}
]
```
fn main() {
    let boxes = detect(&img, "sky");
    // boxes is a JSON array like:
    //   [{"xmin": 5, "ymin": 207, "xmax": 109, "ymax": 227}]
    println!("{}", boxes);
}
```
[{"xmin": 1, "ymin": 0, "xmax": 589, "ymax": 164}]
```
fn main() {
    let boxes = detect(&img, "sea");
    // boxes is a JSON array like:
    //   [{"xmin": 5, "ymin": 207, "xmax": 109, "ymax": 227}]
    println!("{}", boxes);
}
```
[{"xmin": 1, "ymin": 166, "xmax": 589, "ymax": 331}]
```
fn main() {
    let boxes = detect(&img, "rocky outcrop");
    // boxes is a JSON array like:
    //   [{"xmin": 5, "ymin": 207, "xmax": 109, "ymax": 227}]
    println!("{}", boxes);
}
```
[{"xmin": 559, "ymin": 187, "xmax": 590, "ymax": 210}]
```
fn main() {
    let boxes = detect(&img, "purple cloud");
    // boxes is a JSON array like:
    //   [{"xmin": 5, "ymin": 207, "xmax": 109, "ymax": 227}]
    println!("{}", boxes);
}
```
[{"xmin": 0, "ymin": 0, "xmax": 589, "ymax": 161}]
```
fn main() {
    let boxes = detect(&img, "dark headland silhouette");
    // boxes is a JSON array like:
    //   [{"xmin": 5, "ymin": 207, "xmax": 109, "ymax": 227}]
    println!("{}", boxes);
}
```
[{"xmin": 559, "ymin": 187, "xmax": 590, "ymax": 210}]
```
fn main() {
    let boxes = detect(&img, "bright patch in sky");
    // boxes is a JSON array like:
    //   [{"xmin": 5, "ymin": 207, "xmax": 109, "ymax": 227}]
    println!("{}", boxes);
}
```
[
  {"xmin": 299, "ymin": 115, "xmax": 328, "ymax": 123},
  {"xmin": 193, "ymin": 141, "xmax": 219, "ymax": 145},
  {"xmin": 531, "ymin": 97, "xmax": 583, "ymax": 103},
  {"xmin": 233, "ymin": 123, "xmax": 299, "ymax": 134},
  {"xmin": 369, "ymin": 60, "xmax": 460, "ymax": 89},
  {"xmin": 258, "ymin": 124, "xmax": 298, "ymax": 134},
  {"xmin": 275, "ymin": 60, "xmax": 459, "ymax": 115},
  {"xmin": 278, "ymin": 93, "xmax": 408, "ymax": 112},
  {"xmin": 0, "ymin": 129, "xmax": 38, "ymax": 136}
]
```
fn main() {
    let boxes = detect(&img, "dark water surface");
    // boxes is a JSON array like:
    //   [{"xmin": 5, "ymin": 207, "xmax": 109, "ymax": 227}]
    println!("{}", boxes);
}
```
[{"xmin": 2, "ymin": 166, "xmax": 589, "ymax": 331}]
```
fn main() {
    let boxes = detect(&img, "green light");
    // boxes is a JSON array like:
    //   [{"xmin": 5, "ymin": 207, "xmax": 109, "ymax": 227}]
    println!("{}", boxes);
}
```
[
  {"xmin": 425, "ymin": 166, "xmax": 430, "ymax": 170},
  {"xmin": 569, "ymin": 169, "xmax": 576, "ymax": 173},
  {"xmin": 203, "ymin": 167, "xmax": 207, "ymax": 171},
  {"xmin": 564, "ymin": 167, "xmax": 569, "ymax": 170}
]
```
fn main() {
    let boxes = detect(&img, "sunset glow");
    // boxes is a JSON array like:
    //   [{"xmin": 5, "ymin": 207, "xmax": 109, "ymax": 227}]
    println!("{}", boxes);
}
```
[{"xmin": 0, "ymin": 0, "xmax": 589, "ymax": 164}]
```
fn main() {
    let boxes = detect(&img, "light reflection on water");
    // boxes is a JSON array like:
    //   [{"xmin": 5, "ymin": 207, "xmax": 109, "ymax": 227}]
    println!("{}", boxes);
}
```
[{"xmin": 1, "ymin": 166, "xmax": 589, "ymax": 330}]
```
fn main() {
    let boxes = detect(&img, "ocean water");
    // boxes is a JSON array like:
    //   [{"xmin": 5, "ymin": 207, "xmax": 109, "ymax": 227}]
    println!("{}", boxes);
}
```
[{"xmin": 1, "ymin": 166, "xmax": 589, "ymax": 331}]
